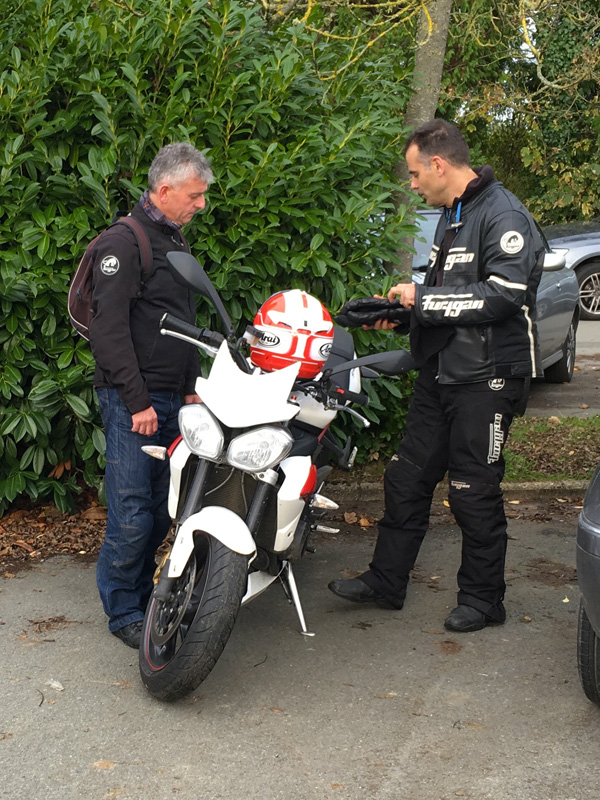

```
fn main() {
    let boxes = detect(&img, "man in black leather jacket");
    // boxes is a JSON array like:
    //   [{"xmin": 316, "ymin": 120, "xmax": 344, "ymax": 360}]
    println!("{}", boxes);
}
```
[
  {"xmin": 90, "ymin": 143, "xmax": 213, "ymax": 648},
  {"xmin": 329, "ymin": 119, "xmax": 545, "ymax": 632}
]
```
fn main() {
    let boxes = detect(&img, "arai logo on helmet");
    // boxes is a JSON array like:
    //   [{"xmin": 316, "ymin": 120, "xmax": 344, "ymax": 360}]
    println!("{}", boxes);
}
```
[
  {"xmin": 319, "ymin": 342, "xmax": 332, "ymax": 358},
  {"xmin": 259, "ymin": 332, "xmax": 281, "ymax": 348}
]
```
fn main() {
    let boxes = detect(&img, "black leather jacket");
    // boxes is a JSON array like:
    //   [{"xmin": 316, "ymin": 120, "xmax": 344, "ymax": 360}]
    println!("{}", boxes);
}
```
[
  {"xmin": 89, "ymin": 203, "xmax": 199, "ymax": 414},
  {"xmin": 413, "ymin": 180, "xmax": 545, "ymax": 384}
]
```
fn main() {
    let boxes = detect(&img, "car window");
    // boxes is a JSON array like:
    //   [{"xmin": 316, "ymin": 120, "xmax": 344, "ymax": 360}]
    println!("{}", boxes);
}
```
[
  {"xmin": 544, "ymin": 220, "xmax": 600, "ymax": 239},
  {"xmin": 412, "ymin": 213, "xmax": 440, "ymax": 270}
]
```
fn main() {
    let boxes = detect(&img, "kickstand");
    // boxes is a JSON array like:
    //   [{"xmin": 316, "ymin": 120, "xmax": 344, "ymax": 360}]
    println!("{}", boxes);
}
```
[{"xmin": 279, "ymin": 561, "xmax": 315, "ymax": 637}]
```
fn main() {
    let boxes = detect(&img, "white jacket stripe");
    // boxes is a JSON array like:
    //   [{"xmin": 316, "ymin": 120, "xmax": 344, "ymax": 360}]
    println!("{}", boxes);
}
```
[
  {"xmin": 488, "ymin": 274, "xmax": 528, "ymax": 290},
  {"xmin": 522, "ymin": 304, "xmax": 539, "ymax": 377}
]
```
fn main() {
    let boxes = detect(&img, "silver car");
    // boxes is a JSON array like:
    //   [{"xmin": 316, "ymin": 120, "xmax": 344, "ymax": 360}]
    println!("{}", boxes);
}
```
[
  {"xmin": 544, "ymin": 221, "xmax": 600, "ymax": 321},
  {"xmin": 577, "ymin": 463, "xmax": 600, "ymax": 705},
  {"xmin": 411, "ymin": 210, "xmax": 580, "ymax": 383}
]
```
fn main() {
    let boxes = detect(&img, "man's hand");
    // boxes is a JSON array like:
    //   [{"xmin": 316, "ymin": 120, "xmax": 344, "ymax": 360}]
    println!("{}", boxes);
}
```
[
  {"xmin": 131, "ymin": 406, "xmax": 158, "ymax": 436},
  {"xmin": 388, "ymin": 283, "xmax": 416, "ymax": 308},
  {"xmin": 362, "ymin": 294, "xmax": 398, "ymax": 331},
  {"xmin": 184, "ymin": 394, "xmax": 202, "ymax": 405}
]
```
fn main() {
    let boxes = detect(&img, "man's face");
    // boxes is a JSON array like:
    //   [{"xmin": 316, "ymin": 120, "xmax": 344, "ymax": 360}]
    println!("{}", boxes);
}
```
[
  {"xmin": 405, "ymin": 144, "xmax": 446, "ymax": 208},
  {"xmin": 157, "ymin": 175, "xmax": 208, "ymax": 225}
]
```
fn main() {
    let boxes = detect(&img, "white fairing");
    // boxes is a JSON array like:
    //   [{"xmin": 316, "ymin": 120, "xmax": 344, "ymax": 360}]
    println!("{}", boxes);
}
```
[
  {"xmin": 166, "ymin": 506, "xmax": 256, "ymax": 577},
  {"xmin": 294, "ymin": 390, "xmax": 337, "ymax": 428},
  {"xmin": 242, "ymin": 568, "xmax": 282, "ymax": 604},
  {"xmin": 196, "ymin": 341, "xmax": 301, "ymax": 427},
  {"xmin": 167, "ymin": 438, "xmax": 192, "ymax": 519},
  {"xmin": 274, "ymin": 455, "xmax": 312, "ymax": 552},
  {"xmin": 295, "ymin": 366, "xmax": 361, "ymax": 428}
]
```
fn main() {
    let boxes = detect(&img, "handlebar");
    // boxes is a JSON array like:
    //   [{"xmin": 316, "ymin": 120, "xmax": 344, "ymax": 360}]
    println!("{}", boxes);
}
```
[
  {"xmin": 160, "ymin": 313, "xmax": 224, "ymax": 349},
  {"xmin": 327, "ymin": 386, "xmax": 369, "ymax": 407}
]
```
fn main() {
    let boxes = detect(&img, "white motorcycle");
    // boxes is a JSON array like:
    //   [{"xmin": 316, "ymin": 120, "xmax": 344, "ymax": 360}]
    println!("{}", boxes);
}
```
[{"xmin": 138, "ymin": 251, "xmax": 415, "ymax": 701}]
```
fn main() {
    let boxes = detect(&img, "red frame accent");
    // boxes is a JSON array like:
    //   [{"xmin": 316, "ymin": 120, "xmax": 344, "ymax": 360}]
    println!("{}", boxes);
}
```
[
  {"xmin": 300, "ymin": 464, "xmax": 318, "ymax": 498},
  {"xmin": 167, "ymin": 435, "xmax": 182, "ymax": 458}
]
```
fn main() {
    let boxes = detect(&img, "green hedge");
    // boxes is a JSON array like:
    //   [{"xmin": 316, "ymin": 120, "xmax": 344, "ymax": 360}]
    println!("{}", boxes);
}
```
[{"xmin": 0, "ymin": 0, "xmax": 417, "ymax": 513}]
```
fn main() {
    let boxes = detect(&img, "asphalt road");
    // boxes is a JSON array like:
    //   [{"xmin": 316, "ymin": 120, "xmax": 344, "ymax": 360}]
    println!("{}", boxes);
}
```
[
  {"xmin": 527, "ymin": 320, "xmax": 600, "ymax": 417},
  {"xmin": 1, "ymin": 508, "xmax": 597, "ymax": 799},
  {"xmin": 1, "ymin": 323, "xmax": 599, "ymax": 800}
]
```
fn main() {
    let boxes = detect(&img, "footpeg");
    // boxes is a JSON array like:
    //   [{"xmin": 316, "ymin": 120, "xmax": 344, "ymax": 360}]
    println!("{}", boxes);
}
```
[{"xmin": 314, "ymin": 524, "xmax": 340, "ymax": 534}]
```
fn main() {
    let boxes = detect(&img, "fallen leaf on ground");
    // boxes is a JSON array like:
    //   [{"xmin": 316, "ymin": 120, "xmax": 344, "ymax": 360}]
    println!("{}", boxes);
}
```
[
  {"xmin": 580, "ymin": 404, "xmax": 590, "ymax": 409},
  {"xmin": 344, "ymin": 511, "xmax": 358, "ymax": 524},
  {"xmin": 80, "ymin": 506, "xmax": 107, "ymax": 521},
  {"xmin": 507, "ymin": 500, "xmax": 521, "ymax": 505},
  {"xmin": 563, "ymin": 596, "xmax": 570, "ymax": 603},
  {"xmin": 45, "ymin": 679, "xmax": 65, "ymax": 691},
  {"xmin": 29, "ymin": 616, "xmax": 76, "ymax": 634},
  {"xmin": 13, "ymin": 540, "xmax": 35, "ymax": 552},
  {"xmin": 92, "ymin": 761, "xmax": 116, "ymax": 771},
  {"xmin": 340, "ymin": 568, "xmax": 361, "ymax": 579},
  {"xmin": 438, "ymin": 640, "xmax": 462, "ymax": 655}
]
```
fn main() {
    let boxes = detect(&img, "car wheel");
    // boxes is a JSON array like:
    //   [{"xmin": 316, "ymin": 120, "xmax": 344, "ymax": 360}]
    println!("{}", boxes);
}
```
[
  {"xmin": 576, "ymin": 260, "xmax": 600, "ymax": 320},
  {"xmin": 543, "ymin": 316, "xmax": 576, "ymax": 383},
  {"xmin": 577, "ymin": 599, "xmax": 600, "ymax": 706}
]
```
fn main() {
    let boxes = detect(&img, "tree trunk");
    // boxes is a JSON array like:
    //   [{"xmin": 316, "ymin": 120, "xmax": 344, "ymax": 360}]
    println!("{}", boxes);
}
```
[{"xmin": 385, "ymin": 0, "xmax": 454, "ymax": 276}]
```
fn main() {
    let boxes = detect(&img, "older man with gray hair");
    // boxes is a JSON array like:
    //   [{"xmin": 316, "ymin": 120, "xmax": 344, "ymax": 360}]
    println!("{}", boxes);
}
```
[{"xmin": 89, "ymin": 142, "xmax": 213, "ymax": 648}]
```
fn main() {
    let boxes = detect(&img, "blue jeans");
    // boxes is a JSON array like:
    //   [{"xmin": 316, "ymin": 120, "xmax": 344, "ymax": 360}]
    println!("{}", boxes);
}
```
[{"xmin": 96, "ymin": 389, "xmax": 181, "ymax": 632}]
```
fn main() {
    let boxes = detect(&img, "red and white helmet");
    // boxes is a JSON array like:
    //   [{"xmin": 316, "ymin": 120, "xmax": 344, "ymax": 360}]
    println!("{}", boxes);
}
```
[{"xmin": 250, "ymin": 290, "xmax": 334, "ymax": 379}]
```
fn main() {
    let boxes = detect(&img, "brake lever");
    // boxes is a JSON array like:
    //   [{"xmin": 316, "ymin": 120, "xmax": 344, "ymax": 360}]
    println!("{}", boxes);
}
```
[{"xmin": 330, "ymin": 402, "xmax": 371, "ymax": 428}]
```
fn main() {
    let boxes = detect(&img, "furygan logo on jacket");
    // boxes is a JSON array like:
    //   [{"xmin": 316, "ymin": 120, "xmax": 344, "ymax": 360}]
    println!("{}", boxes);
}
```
[
  {"xmin": 422, "ymin": 293, "xmax": 485, "ymax": 317},
  {"xmin": 444, "ymin": 247, "xmax": 475, "ymax": 270}
]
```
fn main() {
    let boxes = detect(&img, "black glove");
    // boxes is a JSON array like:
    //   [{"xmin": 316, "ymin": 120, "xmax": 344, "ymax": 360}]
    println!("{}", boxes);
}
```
[{"xmin": 334, "ymin": 297, "xmax": 411, "ymax": 329}]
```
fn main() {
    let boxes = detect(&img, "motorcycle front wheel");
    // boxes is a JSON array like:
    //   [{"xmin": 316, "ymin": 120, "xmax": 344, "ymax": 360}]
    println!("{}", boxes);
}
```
[{"xmin": 139, "ymin": 533, "xmax": 248, "ymax": 701}]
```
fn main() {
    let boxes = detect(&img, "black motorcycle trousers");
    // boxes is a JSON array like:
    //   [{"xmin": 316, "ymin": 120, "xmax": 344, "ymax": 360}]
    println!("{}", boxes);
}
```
[{"xmin": 360, "ymin": 365, "xmax": 527, "ymax": 620}]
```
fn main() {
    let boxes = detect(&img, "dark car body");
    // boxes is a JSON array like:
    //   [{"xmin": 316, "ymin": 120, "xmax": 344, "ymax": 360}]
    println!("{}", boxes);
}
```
[
  {"xmin": 576, "ymin": 464, "xmax": 600, "ymax": 704},
  {"xmin": 411, "ymin": 210, "xmax": 580, "ymax": 383},
  {"xmin": 544, "ymin": 221, "xmax": 600, "ymax": 321}
]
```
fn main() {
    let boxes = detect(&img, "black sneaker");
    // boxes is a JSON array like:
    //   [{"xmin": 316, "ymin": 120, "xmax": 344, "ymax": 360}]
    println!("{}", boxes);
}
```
[{"xmin": 111, "ymin": 620, "xmax": 144, "ymax": 649}]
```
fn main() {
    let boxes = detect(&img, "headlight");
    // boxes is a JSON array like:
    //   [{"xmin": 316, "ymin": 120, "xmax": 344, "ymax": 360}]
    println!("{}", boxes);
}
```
[
  {"xmin": 227, "ymin": 426, "xmax": 293, "ymax": 473},
  {"xmin": 178, "ymin": 404, "xmax": 224, "ymax": 460}
]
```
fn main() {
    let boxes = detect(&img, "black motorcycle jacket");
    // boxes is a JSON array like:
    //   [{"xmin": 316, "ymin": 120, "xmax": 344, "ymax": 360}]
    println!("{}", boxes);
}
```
[
  {"xmin": 89, "ymin": 202, "xmax": 199, "ymax": 414},
  {"xmin": 413, "ymin": 176, "xmax": 545, "ymax": 384}
]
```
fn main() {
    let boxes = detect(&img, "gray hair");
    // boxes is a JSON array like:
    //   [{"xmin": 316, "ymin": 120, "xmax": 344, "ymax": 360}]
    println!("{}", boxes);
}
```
[{"xmin": 148, "ymin": 142, "xmax": 214, "ymax": 190}]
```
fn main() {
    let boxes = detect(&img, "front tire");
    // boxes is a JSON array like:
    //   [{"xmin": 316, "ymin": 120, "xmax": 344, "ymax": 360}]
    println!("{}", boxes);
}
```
[
  {"xmin": 543, "ymin": 316, "xmax": 576, "ymax": 383},
  {"xmin": 139, "ymin": 533, "xmax": 248, "ymax": 701},
  {"xmin": 576, "ymin": 260, "xmax": 600, "ymax": 321},
  {"xmin": 577, "ymin": 598, "xmax": 600, "ymax": 706}
]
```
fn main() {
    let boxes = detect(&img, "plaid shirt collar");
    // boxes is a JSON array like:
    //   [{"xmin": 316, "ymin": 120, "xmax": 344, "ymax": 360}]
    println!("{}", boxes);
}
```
[{"xmin": 140, "ymin": 189, "xmax": 182, "ymax": 230}]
